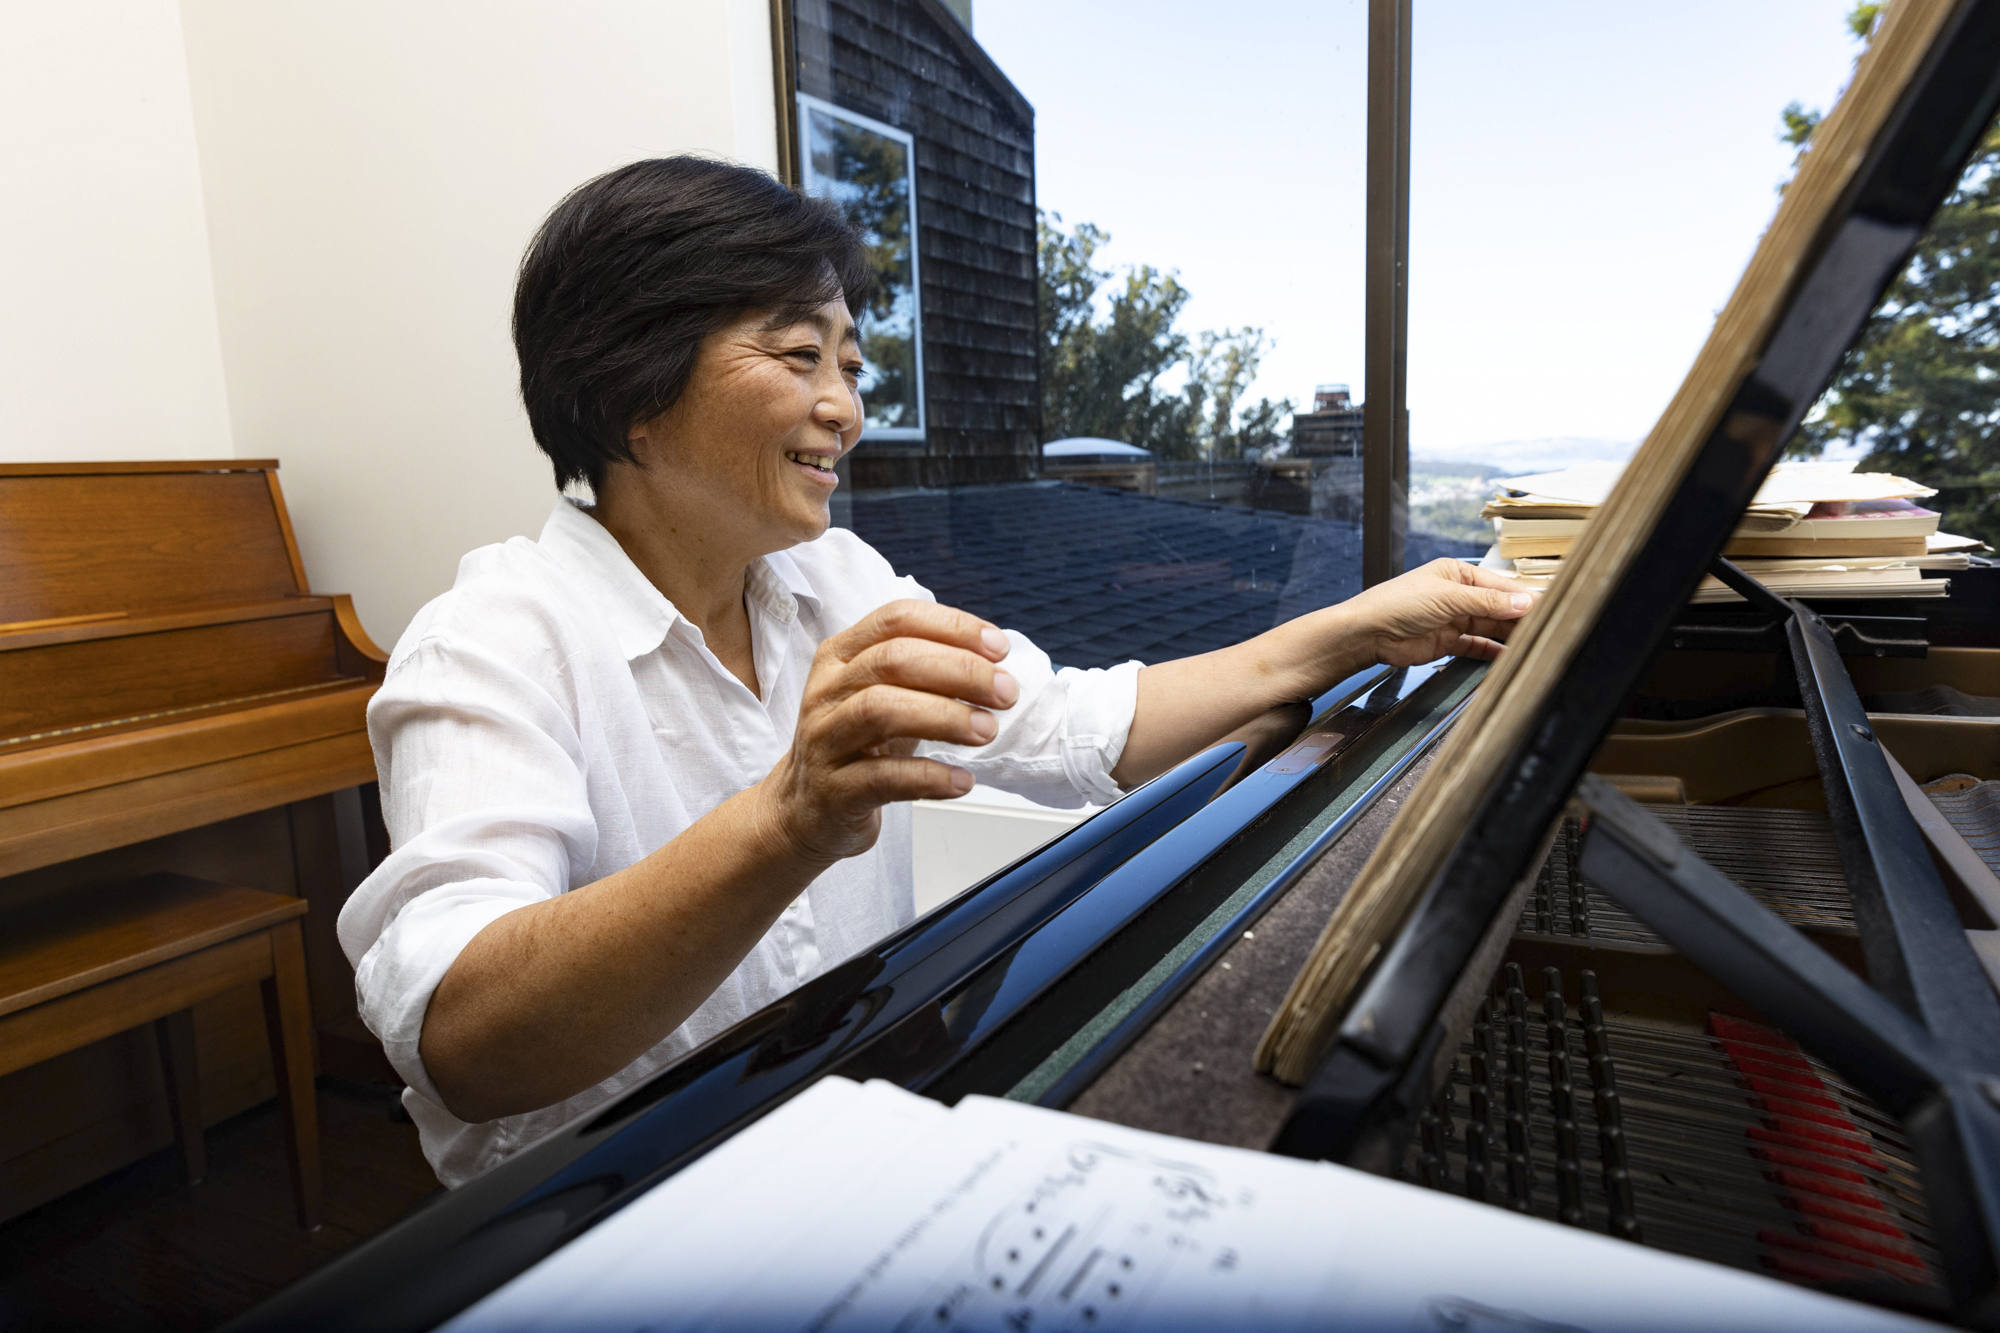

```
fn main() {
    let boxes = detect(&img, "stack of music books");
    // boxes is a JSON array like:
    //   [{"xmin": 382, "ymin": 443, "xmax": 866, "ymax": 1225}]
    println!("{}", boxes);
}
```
[{"xmin": 1484, "ymin": 460, "xmax": 1987, "ymax": 602}]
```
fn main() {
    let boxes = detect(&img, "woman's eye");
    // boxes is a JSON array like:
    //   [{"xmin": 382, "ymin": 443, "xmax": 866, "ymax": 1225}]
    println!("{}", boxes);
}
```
[
  {"xmin": 787, "ymin": 348, "xmax": 821, "ymax": 366},
  {"xmin": 842, "ymin": 363, "xmax": 866, "ymax": 384}
]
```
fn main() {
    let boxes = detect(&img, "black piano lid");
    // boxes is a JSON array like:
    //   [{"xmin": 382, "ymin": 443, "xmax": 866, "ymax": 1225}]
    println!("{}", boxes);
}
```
[
  {"xmin": 226, "ymin": 660, "xmax": 1476, "ymax": 1332},
  {"xmin": 1269, "ymin": 0, "xmax": 2000, "ymax": 1322},
  {"xmin": 1296, "ymin": 0, "xmax": 2000, "ymax": 1121}
]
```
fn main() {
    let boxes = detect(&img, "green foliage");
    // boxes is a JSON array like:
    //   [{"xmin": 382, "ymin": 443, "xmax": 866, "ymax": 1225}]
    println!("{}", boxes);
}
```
[
  {"xmin": 1037, "ymin": 213, "xmax": 1294, "ymax": 461},
  {"xmin": 1781, "ymin": 3, "xmax": 2000, "ymax": 546},
  {"xmin": 1779, "ymin": 101, "xmax": 1821, "ymax": 150}
]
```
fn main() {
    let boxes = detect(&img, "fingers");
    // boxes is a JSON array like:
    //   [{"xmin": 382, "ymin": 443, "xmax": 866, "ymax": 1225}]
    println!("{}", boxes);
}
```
[
  {"xmin": 1428, "ymin": 578, "xmax": 1538, "ymax": 626},
  {"xmin": 811, "ymin": 683, "xmax": 1000, "ymax": 757},
  {"xmin": 1425, "ymin": 557, "xmax": 1537, "ymax": 597},
  {"xmin": 821, "ymin": 599, "xmax": 1010, "ymax": 669},
  {"xmin": 835, "ymin": 754, "xmax": 977, "ymax": 803},
  {"xmin": 845, "ymin": 634, "xmax": 1018, "ymax": 710}
]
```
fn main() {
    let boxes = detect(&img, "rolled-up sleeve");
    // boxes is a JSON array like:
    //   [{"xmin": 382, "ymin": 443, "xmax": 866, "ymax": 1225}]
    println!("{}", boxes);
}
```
[
  {"xmin": 919, "ymin": 630, "xmax": 1142, "ymax": 808},
  {"xmin": 337, "ymin": 635, "xmax": 597, "ymax": 1105}
]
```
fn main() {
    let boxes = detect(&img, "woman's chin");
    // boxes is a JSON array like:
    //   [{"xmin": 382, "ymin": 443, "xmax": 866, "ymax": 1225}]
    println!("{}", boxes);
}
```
[{"xmin": 778, "ymin": 497, "xmax": 833, "ymax": 545}]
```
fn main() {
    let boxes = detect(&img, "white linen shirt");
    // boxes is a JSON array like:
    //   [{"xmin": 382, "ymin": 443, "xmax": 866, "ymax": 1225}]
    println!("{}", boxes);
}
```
[{"xmin": 339, "ymin": 499, "xmax": 1140, "ymax": 1186}]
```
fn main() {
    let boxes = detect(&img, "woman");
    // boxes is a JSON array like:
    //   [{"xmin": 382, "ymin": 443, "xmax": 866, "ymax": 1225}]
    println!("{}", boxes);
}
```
[{"xmin": 339, "ymin": 156, "xmax": 1536, "ymax": 1186}]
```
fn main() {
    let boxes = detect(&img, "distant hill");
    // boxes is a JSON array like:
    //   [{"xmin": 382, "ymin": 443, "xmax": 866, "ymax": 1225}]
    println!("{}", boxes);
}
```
[{"xmin": 1414, "ymin": 436, "xmax": 1636, "ymax": 476}]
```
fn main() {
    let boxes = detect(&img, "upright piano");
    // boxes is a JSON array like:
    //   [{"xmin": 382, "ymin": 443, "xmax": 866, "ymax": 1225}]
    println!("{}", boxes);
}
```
[
  {"xmin": 0, "ymin": 459, "xmax": 386, "ymax": 1215},
  {"xmin": 234, "ymin": 2, "xmax": 2000, "ymax": 1327}
]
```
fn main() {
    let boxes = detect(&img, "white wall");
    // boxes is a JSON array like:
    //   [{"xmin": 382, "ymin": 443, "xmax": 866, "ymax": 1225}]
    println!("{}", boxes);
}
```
[
  {"xmin": 179, "ymin": 0, "xmax": 780, "ymax": 646},
  {"xmin": 911, "ymin": 786, "xmax": 1096, "ymax": 915},
  {"xmin": 0, "ymin": 1, "xmax": 234, "ymax": 462}
]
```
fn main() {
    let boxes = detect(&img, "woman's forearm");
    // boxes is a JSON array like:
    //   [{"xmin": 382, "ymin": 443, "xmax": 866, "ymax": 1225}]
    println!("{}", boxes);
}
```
[
  {"xmin": 1110, "ymin": 561, "xmax": 1537, "ymax": 789},
  {"xmin": 419, "ymin": 782, "xmax": 829, "ymax": 1123},
  {"xmin": 1111, "ymin": 605, "xmax": 1368, "ymax": 788}
]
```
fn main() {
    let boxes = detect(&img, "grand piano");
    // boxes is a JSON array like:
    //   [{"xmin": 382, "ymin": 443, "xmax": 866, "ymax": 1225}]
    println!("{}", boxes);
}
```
[
  {"xmin": 0, "ymin": 459, "xmax": 387, "ymax": 1214},
  {"xmin": 233, "ymin": 2, "xmax": 2000, "ymax": 1327}
]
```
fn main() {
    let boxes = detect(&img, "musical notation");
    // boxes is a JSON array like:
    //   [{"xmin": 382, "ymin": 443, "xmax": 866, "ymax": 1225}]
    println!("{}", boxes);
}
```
[{"xmin": 446, "ymin": 1078, "xmax": 1930, "ymax": 1333}]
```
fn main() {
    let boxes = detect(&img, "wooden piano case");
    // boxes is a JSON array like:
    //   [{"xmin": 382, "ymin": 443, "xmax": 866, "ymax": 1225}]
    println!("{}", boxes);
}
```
[{"xmin": 0, "ymin": 460, "xmax": 387, "ymax": 1222}]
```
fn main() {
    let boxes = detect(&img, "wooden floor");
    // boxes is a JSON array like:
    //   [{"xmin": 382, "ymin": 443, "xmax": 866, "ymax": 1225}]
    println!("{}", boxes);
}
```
[{"xmin": 0, "ymin": 1081, "xmax": 439, "ymax": 1331}]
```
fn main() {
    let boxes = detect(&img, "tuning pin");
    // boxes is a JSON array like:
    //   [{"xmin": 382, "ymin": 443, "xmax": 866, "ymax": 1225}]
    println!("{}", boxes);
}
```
[
  {"xmin": 1549, "ymin": 1072, "xmax": 1573, "ymax": 1125},
  {"xmin": 1420, "ymin": 1110, "xmax": 1446, "ymax": 1161},
  {"xmin": 1556, "ymin": 1152, "xmax": 1585, "ymax": 1228},
  {"xmin": 1506, "ymin": 1146, "xmax": 1533, "ymax": 1213},
  {"xmin": 1597, "ymin": 1120, "xmax": 1626, "ymax": 1175},
  {"xmin": 1606, "ymin": 1165, "xmax": 1641, "ymax": 1243},
  {"xmin": 1470, "ymin": 1083, "xmax": 1490, "ymax": 1126},
  {"xmin": 1465, "ymin": 1122, "xmax": 1489, "ymax": 1202}
]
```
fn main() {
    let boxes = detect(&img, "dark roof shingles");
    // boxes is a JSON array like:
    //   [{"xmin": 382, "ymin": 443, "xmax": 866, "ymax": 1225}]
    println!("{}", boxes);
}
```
[{"xmin": 852, "ymin": 482, "xmax": 1485, "ymax": 668}]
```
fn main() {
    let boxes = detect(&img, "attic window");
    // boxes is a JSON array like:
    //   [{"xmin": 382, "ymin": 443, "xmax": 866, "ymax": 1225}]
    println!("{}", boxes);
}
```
[{"xmin": 798, "ymin": 94, "xmax": 925, "ymax": 441}]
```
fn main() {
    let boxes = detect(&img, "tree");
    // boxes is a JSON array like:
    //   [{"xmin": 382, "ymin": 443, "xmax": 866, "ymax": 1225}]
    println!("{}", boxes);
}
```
[
  {"xmin": 1037, "ymin": 213, "xmax": 1294, "ymax": 461},
  {"xmin": 1783, "ymin": 2, "xmax": 2000, "ymax": 546}
]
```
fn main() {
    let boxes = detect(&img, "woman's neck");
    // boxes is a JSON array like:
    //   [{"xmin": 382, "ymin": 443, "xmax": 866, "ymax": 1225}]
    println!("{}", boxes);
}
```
[{"xmin": 590, "ymin": 467, "xmax": 761, "ymax": 693}]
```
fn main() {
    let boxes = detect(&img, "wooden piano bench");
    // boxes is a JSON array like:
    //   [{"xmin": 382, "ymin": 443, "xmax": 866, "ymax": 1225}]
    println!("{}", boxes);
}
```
[{"xmin": 0, "ymin": 872, "xmax": 321, "ymax": 1228}]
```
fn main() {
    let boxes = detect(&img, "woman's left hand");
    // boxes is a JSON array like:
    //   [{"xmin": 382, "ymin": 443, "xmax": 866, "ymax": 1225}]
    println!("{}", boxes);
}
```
[
  {"xmin": 1110, "ymin": 559, "xmax": 1540, "ymax": 788},
  {"xmin": 1338, "ymin": 558, "xmax": 1540, "ymax": 668}
]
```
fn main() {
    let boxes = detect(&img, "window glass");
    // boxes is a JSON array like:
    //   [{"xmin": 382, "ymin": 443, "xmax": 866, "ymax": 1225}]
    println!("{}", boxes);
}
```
[
  {"xmin": 799, "ymin": 96, "xmax": 923, "ymax": 438},
  {"xmin": 789, "ymin": 0, "xmax": 1877, "ymax": 910}
]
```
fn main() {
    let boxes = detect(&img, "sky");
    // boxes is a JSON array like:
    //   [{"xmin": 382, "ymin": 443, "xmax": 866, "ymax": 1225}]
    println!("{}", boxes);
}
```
[{"xmin": 974, "ymin": 0, "xmax": 1868, "ymax": 460}]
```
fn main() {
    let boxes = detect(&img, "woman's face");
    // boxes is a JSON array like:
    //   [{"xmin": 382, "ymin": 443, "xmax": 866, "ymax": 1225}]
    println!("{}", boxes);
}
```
[{"xmin": 625, "ymin": 297, "xmax": 866, "ymax": 554}]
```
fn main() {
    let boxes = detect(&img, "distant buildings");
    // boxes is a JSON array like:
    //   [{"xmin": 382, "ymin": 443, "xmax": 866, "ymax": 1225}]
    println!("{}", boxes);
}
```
[
  {"xmin": 1289, "ymin": 383, "xmax": 1364, "ymax": 459},
  {"xmin": 1288, "ymin": 382, "xmax": 1366, "ymax": 524}
]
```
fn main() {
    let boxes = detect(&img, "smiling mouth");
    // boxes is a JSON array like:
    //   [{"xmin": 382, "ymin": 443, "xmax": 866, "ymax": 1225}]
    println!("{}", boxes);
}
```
[{"xmin": 785, "ymin": 450, "xmax": 837, "ymax": 473}]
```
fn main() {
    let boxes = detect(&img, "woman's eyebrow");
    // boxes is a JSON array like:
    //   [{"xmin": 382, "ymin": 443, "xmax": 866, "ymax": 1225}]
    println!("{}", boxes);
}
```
[{"xmin": 759, "ymin": 311, "xmax": 858, "ymax": 347}]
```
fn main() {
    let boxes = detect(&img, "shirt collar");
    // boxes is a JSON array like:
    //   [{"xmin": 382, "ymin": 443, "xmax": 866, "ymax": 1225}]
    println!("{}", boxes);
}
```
[{"xmin": 537, "ymin": 499, "xmax": 826, "ymax": 661}]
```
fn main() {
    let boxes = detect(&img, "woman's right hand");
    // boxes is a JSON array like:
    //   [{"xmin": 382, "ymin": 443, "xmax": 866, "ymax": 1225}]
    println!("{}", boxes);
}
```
[{"xmin": 755, "ymin": 599, "xmax": 1019, "ymax": 867}]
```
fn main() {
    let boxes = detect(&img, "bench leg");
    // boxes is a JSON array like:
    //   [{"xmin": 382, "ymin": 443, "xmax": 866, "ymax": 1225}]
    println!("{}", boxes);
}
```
[
  {"xmin": 261, "ymin": 918, "xmax": 322, "ymax": 1229},
  {"xmin": 154, "ymin": 1010, "xmax": 206, "ymax": 1185}
]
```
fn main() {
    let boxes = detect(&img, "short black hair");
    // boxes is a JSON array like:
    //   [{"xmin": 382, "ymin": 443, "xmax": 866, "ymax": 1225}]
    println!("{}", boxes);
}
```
[{"xmin": 513, "ymin": 156, "xmax": 871, "ymax": 492}]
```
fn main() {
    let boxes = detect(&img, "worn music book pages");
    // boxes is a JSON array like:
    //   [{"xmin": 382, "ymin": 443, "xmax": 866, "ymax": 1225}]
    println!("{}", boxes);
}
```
[
  {"xmin": 1509, "ymin": 557, "xmax": 1946, "ymax": 602},
  {"xmin": 1493, "ymin": 498, "xmax": 1942, "ymax": 558},
  {"xmin": 1497, "ymin": 532, "xmax": 1928, "ymax": 559},
  {"xmin": 1256, "ymin": 0, "xmax": 1963, "ymax": 1086},
  {"xmin": 1483, "ymin": 459, "xmax": 1936, "ymax": 511},
  {"xmin": 441, "ymin": 1078, "xmax": 1930, "ymax": 1332}
]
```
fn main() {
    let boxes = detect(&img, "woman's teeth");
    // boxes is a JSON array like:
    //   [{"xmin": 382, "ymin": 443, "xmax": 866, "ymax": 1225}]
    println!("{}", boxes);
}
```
[{"xmin": 785, "ymin": 451, "xmax": 835, "ymax": 472}]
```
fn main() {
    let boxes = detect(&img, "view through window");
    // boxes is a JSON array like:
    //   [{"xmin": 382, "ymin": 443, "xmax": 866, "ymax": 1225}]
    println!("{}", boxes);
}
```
[
  {"xmin": 799, "ymin": 94, "xmax": 924, "ymax": 438},
  {"xmin": 786, "ymin": 0, "xmax": 1984, "ymax": 903}
]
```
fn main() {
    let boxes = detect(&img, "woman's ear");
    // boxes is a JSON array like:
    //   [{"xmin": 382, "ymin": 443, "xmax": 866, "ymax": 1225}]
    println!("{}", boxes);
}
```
[{"xmin": 624, "ymin": 415, "xmax": 664, "ymax": 469}]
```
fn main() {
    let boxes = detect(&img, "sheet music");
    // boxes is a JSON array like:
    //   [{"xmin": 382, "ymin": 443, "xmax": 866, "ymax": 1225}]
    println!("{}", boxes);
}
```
[{"xmin": 446, "ymin": 1078, "xmax": 1934, "ymax": 1333}]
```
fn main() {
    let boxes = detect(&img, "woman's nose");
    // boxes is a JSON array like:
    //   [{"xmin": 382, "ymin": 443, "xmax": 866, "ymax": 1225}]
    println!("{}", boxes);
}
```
[{"xmin": 814, "ymin": 367, "xmax": 858, "ymax": 433}]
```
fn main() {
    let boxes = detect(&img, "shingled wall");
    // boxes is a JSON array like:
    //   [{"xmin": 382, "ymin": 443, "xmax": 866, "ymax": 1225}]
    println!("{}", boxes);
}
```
[{"xmin": 795, "ymin": 0, "xmax": 1040, "ymax": 489}]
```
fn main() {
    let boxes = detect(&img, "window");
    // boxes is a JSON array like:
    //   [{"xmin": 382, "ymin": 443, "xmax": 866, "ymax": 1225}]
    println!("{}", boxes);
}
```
[{"xmin": 797, "ymin": 94, "xmax": 924, "ymax": 440}]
